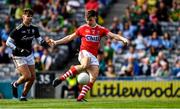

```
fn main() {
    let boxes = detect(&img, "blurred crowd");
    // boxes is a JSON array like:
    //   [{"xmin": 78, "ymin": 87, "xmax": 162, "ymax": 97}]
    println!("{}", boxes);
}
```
[
  {"xmin": 98, "ymin": 0, "xmax": 180, "ymax": 78},
  {"xmin": 0, "ymin": 0, "xmax": 179, "ymax": 78}
]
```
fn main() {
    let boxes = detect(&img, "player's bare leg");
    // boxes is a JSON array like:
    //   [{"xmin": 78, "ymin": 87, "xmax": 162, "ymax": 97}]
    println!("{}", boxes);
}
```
[
  {"xmin": 20, "ymin": 65, "xmax": 36, "ymax": 101},
  {"xmin": 53, "ymin": 57, "xmax": 90, "ymax": 87},
  {"xmin": 77, "ymin": 65, "xmax": 99, "ymax": 102},
  {"xmin": 11, "ymin": 65, "xmax": 31, "ymax": 98}
]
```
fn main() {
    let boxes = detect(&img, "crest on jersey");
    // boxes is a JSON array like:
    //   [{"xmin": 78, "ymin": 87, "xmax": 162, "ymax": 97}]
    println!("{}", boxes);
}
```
[
  {"xmin": 92, "ymin": 30, "xmax": 95, "ymax": 34},
  {"xmin": 27, "ymin": 29, "xmax": 30, "ymax": 33},
  {"xmin": 85, "ymin": 35, "xmax": 100, "ymax": 42},
  {"xmin": 97, "ymin": 30, "xmax": 100, "ymax": 35},
  {"xmin": 32, "ymin": 29, "xmax": 35, "ymax": 33}
]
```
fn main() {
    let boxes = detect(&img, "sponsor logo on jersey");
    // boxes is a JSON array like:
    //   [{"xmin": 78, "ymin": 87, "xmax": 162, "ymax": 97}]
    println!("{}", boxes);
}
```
[
  {"xmin": 85, "ymin": 35, "xmax": 100, "ymax": 42},
  {"xmin": 21, "ymin": 35, "xmax": 34, "ymax": 41}
]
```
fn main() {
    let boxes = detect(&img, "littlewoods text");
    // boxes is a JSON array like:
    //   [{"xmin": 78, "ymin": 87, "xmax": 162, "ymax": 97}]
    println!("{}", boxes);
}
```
[{"xmin": 90, "ymin": 83, "xmax": 180, "ymax": 98}]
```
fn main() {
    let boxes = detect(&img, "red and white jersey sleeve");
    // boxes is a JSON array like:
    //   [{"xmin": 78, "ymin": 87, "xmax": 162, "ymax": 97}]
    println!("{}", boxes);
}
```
[{"xmin": 75, "ymin": 24, "xmax": 109, "ymax": 56}]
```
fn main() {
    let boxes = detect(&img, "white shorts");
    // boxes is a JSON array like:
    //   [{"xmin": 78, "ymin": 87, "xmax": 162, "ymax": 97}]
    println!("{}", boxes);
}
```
[
  {"xmin": 78, "ymin": 50, "xmax": 99, "ymax": 66},
  {"xmin": 12, "ymin": 53, "xmax": 35, "ymax": 68}
]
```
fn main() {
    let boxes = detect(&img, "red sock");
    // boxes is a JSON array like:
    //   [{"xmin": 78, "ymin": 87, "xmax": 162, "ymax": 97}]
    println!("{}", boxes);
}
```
[
  {"xmin": 60, "ymin": 66, "xmax": 78, "ymax": 81},
  {"xmin": 77, "ymin": 82, "xmax": 93, "ymax": 100}
]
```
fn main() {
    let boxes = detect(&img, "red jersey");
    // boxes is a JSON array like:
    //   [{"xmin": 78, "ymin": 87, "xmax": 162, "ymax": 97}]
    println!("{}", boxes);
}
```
[{"xmin": 75, "ymin": 24, "xmax": 109, "ymax": 56}]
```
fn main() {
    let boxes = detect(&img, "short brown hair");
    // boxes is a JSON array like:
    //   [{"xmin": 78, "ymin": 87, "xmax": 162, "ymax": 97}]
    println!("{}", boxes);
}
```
[
  {"xmin": 86, "ymin": 10, "xmax": 97, "ymax": 19},
  {"xmin": 23, "ymin": 8, "xmax": 34, "ymax": 16}
]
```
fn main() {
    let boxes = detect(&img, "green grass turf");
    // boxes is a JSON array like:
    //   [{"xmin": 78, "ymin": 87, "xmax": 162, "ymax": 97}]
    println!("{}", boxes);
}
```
[{"xmin": 0, "ymin": 98, "xmax": 180, "ymax": 109}]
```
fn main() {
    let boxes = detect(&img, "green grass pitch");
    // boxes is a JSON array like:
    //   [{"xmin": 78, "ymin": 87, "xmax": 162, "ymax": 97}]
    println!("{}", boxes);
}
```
[{"xmin": 0, "ymin": 98, "xmax": 180, "ymax": 108}]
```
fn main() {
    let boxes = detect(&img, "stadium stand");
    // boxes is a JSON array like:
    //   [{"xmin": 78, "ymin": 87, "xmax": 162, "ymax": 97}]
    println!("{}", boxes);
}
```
[{"xmin": 101, "ymin": 0, "xmax": 179, "ymax": 78}]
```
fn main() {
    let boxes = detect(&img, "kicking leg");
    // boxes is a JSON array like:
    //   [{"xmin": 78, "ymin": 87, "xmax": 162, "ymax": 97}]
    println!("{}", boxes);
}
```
[
  {"xmin": 77, "ymin": 65, "xmax": 99, "ymax": 101},
  {"xmin": 53, "ymin": 57, "xmax": 90, "ymax": 87}
]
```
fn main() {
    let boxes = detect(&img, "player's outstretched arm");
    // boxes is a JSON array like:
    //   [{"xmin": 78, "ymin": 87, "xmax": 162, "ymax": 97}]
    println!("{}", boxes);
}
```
[
  {"xmin": 107, "ymin": 32, "xmax": 129, "ymax": 46},
  {"xmin": 51, "ymin": 32, "xmax": 78, "ymax": 46}
]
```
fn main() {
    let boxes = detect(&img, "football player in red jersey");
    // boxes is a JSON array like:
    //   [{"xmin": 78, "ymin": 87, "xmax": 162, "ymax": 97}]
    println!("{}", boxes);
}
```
[{"xmin": 50, "ymin": 10, "xmax": 129, "ymax": 101}]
